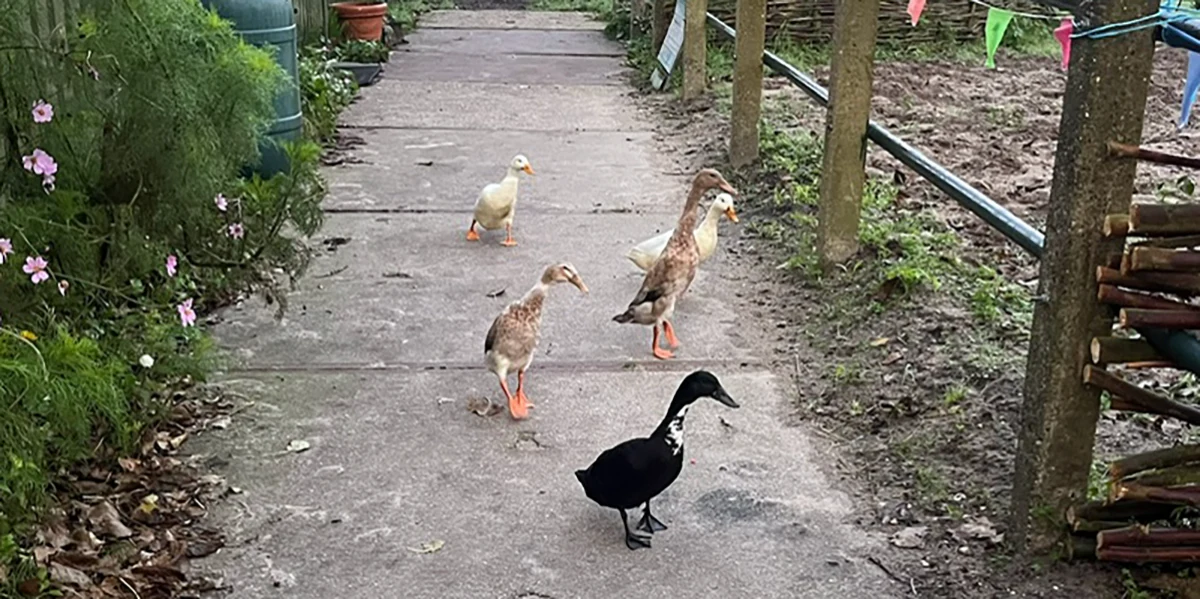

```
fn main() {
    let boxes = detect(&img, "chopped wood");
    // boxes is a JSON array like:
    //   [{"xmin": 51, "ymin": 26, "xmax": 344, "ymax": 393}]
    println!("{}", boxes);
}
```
[
  {"xmin": 1119, "ymin": 308, "xmax": 1200, "ymax": 330},
  {"xmin": 1098, "ymin": 285, "xmax": 1200, "ymax": 312},
  {"xmin": 1084, "ymin": 366, "xmax": 1200, "ymax": 426},
  {"xmin": 1111, "ymin": 445, "xmax": 1200, "ymax": 479},
  {"xmin": 1135, "ymin": 233, "xmax": 1200, "ymax": 249},
  {"xmin": 1096, "ymin": 266, "xmax": 1200, "ymax": 296},
  {"xmin": 1104, "ymin": 214, "xmax": 1130, "ymax": 237},
  {"xmin": 1108, "ymin": 396, "xmax": 1143, "ymax": 411},
  {"xmin": 1097, "ymin": 545, "xmax": 1200, "ymax": 562},
  {"xmin": 1124, "ymin": 361, "xmax": 1178, "ymax": 369},
  {"xmin": 1069, "ymin": 500, "xmax": 1183, "ymax": 526},
  {"xmin": 1105, "ymin": 252, "xmax": 1124, "ymax": 270},
  {"xmin": 1091, "ymin": 337, "xmax": 1166, "ymax": 365},
  {"xmin": 1114, "ymin": 483, "xmax": 1200, "ymax": 506},
  {"xmin": 1126, "ymin": 464, "xmax": 1200, "ymax": 488},
  {"xmin": 1109, "ymin": 142, "xmax": 1200, "ymax": 171},
  {"xmin": 1129, "ymin": 247, "xmax": 1200, "ymax": 273},
  {"xmin": 1072, "ymin": 519, "xmax": 1143, "ymax": 533}
]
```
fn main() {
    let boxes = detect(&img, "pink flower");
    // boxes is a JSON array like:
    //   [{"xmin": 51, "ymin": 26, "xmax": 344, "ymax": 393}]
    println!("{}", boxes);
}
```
[
  {"xmin": 227, "ymin": 223, "xmax": 244, "ymax": 239},
  {"xmin": 177, "ymin": 299, "xmax": 196, "ymax": 327},
  {"xmin": 0, "ymin": 239, "xmax": 11, "ymax": 264},
  {"xmin": 57, "ymin": 280, "xmax": 69, "ymax": 296},
  {"xmin": 166, "ymin": 254, "xmax": 178, "ymax": 277},
  {"xmin": 22, "ymin": 256, "xmax": 48, "ymax": 284},
  {"xmin": 21, "ymin": 149, "xmax": 57, "ymax": 177},
  {"xmin": 215, "ymin": 193, "xmax": 228, "ymax": 212},
  {"xmin": 32, "ymin": 100, "xmax": 53, "ymax": 124}
]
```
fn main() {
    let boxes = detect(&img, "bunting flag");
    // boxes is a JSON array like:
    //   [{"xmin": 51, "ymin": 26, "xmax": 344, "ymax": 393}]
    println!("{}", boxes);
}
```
[
  {"xmin": 985, "ymin": 8, "xmax": 1015, "ymax": 69},
  {"xmin": 907, "ymin": 0, "xmax": 927, "ymax": 26},
  {"xmin": 1054, "ymin": 18, "xmax": 1073, "ymax": 71},
  {"xmin": 1181, "ymin": 51, "xmax": 1200, "ymax": 128}
]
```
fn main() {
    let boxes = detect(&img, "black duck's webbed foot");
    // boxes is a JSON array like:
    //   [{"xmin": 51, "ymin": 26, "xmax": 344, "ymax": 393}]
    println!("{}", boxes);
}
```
[
  {"xmin": 620, "ymin": 509, "xmax": 653, "ymax": 550},
  {"xmin": 637, "ymin": 502, "xmax": 668, "ymax": 533}
]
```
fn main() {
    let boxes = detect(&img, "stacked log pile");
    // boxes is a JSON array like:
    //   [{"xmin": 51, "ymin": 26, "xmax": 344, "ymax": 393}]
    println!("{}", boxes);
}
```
[{"xmin": 1073, "ymin": 192, "xmax": 1200, "ymax": 561}]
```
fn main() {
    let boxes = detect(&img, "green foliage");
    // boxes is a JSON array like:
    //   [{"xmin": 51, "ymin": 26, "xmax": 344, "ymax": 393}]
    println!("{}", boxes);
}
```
[
  {"xmin": 0, "ymin": 0, "xmax": 339, "ymax": 563},
  {"xmin": 529, "ymin": 0, "xmax": 612, "ymax": 15},
  {"xmin": 300, "ymin": 46, "xmax": 359, "ymax": 143},
  {"xmin": 337, "ymin": 39, "xmax": 391, "ymax": 63}
]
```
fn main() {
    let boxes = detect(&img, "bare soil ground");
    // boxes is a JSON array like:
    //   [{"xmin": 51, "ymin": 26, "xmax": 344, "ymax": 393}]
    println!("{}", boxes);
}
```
[{"xmin": 631, "ymin": 45, "xmax": 1200, "ymax": 598}]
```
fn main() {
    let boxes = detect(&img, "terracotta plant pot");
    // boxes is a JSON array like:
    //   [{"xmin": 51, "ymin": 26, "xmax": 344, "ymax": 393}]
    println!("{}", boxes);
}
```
[{"xmin": 332, "ymin": 2, "xmax": 389, "ymax": 41}]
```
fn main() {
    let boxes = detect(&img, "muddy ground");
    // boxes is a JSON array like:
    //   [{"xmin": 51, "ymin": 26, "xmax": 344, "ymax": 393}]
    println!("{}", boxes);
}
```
[{"xmin": 634, "ymin": 44, "xmax": 1200, "ymax": 597}]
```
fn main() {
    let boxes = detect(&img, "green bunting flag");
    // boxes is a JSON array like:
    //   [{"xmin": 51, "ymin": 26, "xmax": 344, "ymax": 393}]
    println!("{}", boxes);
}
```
[{"xmin": 985, "ymin": 7, "xmax": 1015, "ymax": 69}]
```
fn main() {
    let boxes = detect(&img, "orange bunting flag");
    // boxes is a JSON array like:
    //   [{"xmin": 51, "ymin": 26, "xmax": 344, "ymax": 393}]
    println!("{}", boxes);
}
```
[{"xmin": 907, "ymin": 0, "xmax": 927, "ymax": 26}]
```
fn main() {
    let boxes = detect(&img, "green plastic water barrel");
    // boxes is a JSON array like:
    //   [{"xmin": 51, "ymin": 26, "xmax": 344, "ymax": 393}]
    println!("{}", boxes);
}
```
[{"xmin": 202, "ymin": 0, "xmax": 303, "ymax": 178}]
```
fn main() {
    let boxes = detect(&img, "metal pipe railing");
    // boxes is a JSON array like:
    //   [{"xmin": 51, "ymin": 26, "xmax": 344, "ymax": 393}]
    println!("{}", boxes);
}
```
[{"xmin": 704, "ymin": 12, "xmax": 1200, "ymax": 374}]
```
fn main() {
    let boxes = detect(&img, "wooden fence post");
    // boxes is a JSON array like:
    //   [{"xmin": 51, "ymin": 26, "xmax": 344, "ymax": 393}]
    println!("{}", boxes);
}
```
[
  {"xmin": 815, "ymin": 0, "xmax": 880, "ymax": 269},
  {"xmin": 1009, "ymin": 0, "xmax": 1159, "ymax": 554},
  {"xmin": 681, "ymin": 0, "xmax": 707, "ymax": 100},
  {"xmin": 729, "ymin": 0, "xmax": 766, "ymax": 167}
]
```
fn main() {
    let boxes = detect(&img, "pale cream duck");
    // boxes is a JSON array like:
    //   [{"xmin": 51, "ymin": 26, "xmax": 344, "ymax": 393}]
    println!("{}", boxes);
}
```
[
  {"xmin": 485, "ymin": 263, "xmax": 588, "ymax": 419},
  {"xmin": 626, "ymin": 193, "xmax": 739, "ymax": 272},
  {"xmin": 612, "ymin": 169, "xmax": 737, "ymax": 360},
  {"xmin": 467, "ymin": 154, "xmax": 535, "ymax": 246}
]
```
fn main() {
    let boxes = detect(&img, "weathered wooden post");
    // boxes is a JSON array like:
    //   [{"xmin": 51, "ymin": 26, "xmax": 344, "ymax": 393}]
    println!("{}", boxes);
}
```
[
  {"xmin": 815, "ymin": 0, "xmax": 880, "ymax": 269},
  {"xmin": 729, "ymin": 0, "xmax": 766, "ymax": 167},
  {"xmin": 1010, "ymin": 0, "xmax": 1159, "ymax": 554},
  {"xmin": 681, "ymin": 0, "xmax": 707, "ymax": 100}
]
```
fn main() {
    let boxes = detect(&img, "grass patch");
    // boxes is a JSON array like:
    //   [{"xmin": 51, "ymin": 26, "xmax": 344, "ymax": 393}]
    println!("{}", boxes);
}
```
[
  {"xmin": 529, "ymin": 0, "xmax": 612, "ymax": 13},
  {"xmin": 388, "ymin": 0, "xmax": 454, "ymax": 35}
]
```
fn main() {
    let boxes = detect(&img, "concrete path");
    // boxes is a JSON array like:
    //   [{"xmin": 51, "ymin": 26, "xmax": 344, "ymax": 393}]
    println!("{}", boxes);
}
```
[{"xmin": 197, "ymin": 11, "xmax": 896, "ymax": 598}]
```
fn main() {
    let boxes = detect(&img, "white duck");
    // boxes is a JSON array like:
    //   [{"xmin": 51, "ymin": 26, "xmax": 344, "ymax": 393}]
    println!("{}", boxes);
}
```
[
  {"xmin": 467, "ymin": 154, "xmax": 534, "ymax": 247},
  {"xmin": 626, "ymin": 193, "xmax": 738, "ymax": 271}
]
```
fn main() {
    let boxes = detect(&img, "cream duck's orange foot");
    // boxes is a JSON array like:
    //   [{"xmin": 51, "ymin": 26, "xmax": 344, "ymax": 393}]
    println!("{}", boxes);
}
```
[
  {"xmin": 466, "ymin": 222, "xmax": 481, "ymax": 241},
  {"xmin": 651, "ymin": 326, "xmax": 675, "ymax": 360}
]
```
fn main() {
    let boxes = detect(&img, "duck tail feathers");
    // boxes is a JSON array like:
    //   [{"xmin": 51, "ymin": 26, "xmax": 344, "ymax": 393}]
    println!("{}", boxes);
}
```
[
  {"xmin": 574, "ymin": 469, "xmax": 587, "ymax": 484},
  {"xmin": 612, "ymin": 310, "xmax": 635, "ymax": 324}
]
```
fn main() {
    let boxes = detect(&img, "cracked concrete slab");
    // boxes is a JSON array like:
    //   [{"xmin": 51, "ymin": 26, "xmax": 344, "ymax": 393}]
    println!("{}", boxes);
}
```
[
  {"xmin": 401, "ymin": 29, "xmax": 623, "ymax": 56},
  {"xmin": 421, "ymin": 9, "xmax": 608, "ymax": 30},
  {"xmin": 196, "ymin": 371, "xmax": 891, "ymax": 599},
  {"xmin": 324, "ymin": 128, "xmax": 686, "ymax": 212}
]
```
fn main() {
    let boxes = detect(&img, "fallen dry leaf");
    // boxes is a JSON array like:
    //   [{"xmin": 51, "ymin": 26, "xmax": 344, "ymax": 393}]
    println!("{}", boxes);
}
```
[
  {"xmin": 118, "ymin": 457, "xmax": 141, "ymax": 472},
  {"xmin": 869, "ymin": 337, "xmax": 890, "ymax": 347},
  {"xmin": 407, "ymin": 539, "xmax": 445, "ymax": 554},
  {"xmin": 882, "ymin": 352, "xmax": 903, "ymax": 365},
  {"xmin": 49, "ymin": 562, "xmax": 92, "ymax": 588},
  {"xmin": 209, "ymin": 415, "xmax": 232, "ymax": 430},
  {"xmin": 486, "ymin": 288, "xmax": 506, "ymax": 298},
  {"xmin": 286, "ymin": 439, "xmax": 311, "ymax": 453},
  {"xmin": 87, "ymin": 501, "xmax": 133, "ymax": 539},
  {"xmin": 138, "ymin": 494, "xmax": 160, "ymax": 515},
  {"xmin": 17, "ymin": 578, "xmax": 39, "ymax": 596}
]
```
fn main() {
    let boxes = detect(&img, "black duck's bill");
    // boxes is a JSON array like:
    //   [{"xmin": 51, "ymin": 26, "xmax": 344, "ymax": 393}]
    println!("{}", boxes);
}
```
[{"xmin": 713, "ymin": 387, "xmax": 739, "ymax": 408}]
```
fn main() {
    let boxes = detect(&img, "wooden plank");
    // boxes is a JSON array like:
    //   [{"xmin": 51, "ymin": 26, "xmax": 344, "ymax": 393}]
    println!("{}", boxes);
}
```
[
  {"xmin": 729, "ymin": 0, "xmax": 766, "ymax": 167},
  {"xmin": 815, "ymin": 0, "xmax": 880, "ymax": 269},
  {"xmin": 1009, "ymin": 0, "xmax": 1161, "ymax": 555}
]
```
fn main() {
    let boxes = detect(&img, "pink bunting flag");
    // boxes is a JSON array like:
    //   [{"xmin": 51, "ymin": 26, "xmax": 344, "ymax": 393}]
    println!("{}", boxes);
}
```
[
  {"xmin": 907, "ymin": 0, "xmax": 926, "ymax": 26},
  {"xmin": 1054, "ymin": 18, "xmax": 1073, "ymax": 71}
]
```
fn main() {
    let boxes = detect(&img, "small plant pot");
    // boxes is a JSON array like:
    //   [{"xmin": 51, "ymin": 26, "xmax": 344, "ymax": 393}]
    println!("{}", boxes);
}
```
[{"xmin": 332, "ymin": 2, "xmax": 389, "ymax": 41}]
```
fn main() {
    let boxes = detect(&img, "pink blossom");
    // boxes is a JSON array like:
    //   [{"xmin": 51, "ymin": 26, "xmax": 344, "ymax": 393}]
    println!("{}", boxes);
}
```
[
  {"xmin": 166, "ymin": 254, "xmax": 178, "ymax": 277},
  {"xmin": 22, "ymin": 256, "xmax": 48, "ymax": 284},
  {"xmin": 32, "ymin": 100, "xmax": 53, "ymax": 124},
  {"xmin": 57, "ymin": 280, "xmax": 69, "ymax": 296},
  {"xmin": 215, "ymin": 193, "xmax": 228, "ymax": 212},
  {"xmin": 0, "ymin": 239, "xmax": 11, "ymax": 264},
  {"xmin": 177, "ymin": 299, "xmax": 197, "ymax": 327},
  {"xmin": 227, "ymin": 223, "xmax": 244, "ymax": 239},
  {"xmin": 21, "ymin": 149, "xmax": 57, "ymax": 177}
]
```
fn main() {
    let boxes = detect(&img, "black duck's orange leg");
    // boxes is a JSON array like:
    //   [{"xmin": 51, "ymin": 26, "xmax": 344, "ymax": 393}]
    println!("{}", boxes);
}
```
[
  {"xmin": 501, "ymin": 378, "xmax": 527, "ymax": 420},
  {"xmin": 501, "ymin": 223, "xmax": 518, "ymax": 247},
  {"xmin": 662, "ymin": 320, "xmax": 680, "ymax": 349},
  {"xmin": 466, "ymin": 220, "xmax": 481, "ymax": 241},
  {"xmin": 516, "ymin": 369, "xmax": 534, "ymax": 410},
  {"xmin": 652, "ymin": 324, "xmax": 674, "ymax": 360}
]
